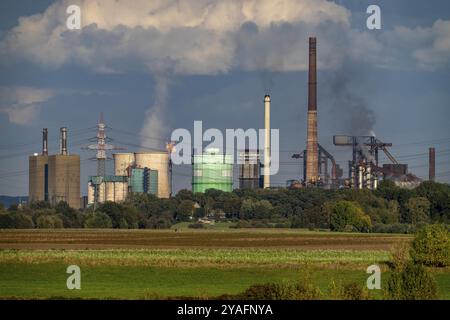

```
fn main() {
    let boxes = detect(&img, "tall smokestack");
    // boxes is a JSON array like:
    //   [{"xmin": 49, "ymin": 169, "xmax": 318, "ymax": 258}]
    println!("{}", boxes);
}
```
[
  {"xmin": 429, "ymin": 147, "xmax": 435, "ymax": 181},
  {"xmin": 264, "ymin": 95, "xmax": 271, "ymax": 189},
  {"xmin": 42, "ymin": 128, "xmax": 48, "ymax": 156},
  {"xmin": 306, "ymin": 37, "xmax": 319, "ymax": 184},
  {"xmin": 60, "ymin": 127, "xmax": 68, "ymax": 155}
]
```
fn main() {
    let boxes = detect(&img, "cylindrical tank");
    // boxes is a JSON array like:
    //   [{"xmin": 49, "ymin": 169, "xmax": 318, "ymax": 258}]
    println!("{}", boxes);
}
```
[
  {"xmin": 87, "ymin": 182, "xmax": 95, "ymax": 205},
  {"xmin": 134, "ymin": 152, "xmax": 170, "ymax": 198},
  {"xmin": 130, "ymin": 168, "xmax": 145, "ymax": 193},
  {"xmin": 192, "ymin": 148, "xmax": 233, "ymax": 193},
  {"xmin": 114, "ymin": 181, "xmax": 128, "ymax": 201},
  {"xmin": 105, "ymin": 181, "xmax": 115, "ymax": 202},
  {"xmin": 98, "ymin": 181, "xmax": 106, "ymax": 202},
  {"xmin": 113, "ymin": 153, "xmax": 135, "ymax": 176}
]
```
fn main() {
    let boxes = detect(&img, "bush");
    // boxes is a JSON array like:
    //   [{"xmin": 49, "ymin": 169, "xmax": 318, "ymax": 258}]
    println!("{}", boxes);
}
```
[
  {"xmin": 36, "ymin": 215, "xmax": 63, "ymax": 229},
  {"xmin": 330, "ymin": 201, "xmax": 372, "ymax": 232},
  {"xmin": 328, "ymin": 281, "xmax": 369, "ymax": 300},
  {"xmin": 372, "ymin": 223, "xmax": 417, "ymax": 234},
  {"xmin": 13, "ymin": 213, "xmax": 34, "ymax": 228},
  {"xmin": 387, "ymin": 262, "xmax": 438, "ymax": 300},
  {"xmin": 235, "ymin": 281, "xmax": 320, "ymax": 300},
  {"xmin": 0, "ymin": 213, "xmax": 15, "ymax": 228},
  {"xmin": 83, "ymin": 212, "xmax": 113, "ymax": 228},
  {"xmin": 410, "ymin": 224, "xmax": 450, "ymax": 267},
  {"xmin": 188, "ymin": 223, "xmax": 204, "ymax": 229}
]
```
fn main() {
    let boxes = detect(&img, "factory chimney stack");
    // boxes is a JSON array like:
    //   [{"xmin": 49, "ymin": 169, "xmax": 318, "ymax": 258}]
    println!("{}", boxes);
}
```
[
  {"xmin": 42, "ymin": 128, "xmax": 48, "ymax": 156},
  {"xmin": 60, "ymin": 127, "xmax": 68, "ymax": 155},
  {"xmin": 264, "ymin": 94, "xmax": 271, "ymax": 188},
  {"xmin": 429, "ymin": 147, "xmax": 435, "ymax": 182},
  {"xmin": 306, "ymin": 37, "xmax": 319, "ymax": 184}
]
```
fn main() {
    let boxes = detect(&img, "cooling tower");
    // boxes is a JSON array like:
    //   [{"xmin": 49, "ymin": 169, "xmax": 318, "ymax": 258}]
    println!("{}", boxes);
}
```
[
  {"xmin": 113, "ymin": 153, "xmax": 135, "ymax": 176},
  {"xmin": 134, "ymin": 152, "xmax": 170, "ymax": 198}
]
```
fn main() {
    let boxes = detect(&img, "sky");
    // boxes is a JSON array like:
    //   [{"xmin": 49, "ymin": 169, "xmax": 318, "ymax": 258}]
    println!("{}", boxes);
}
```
[{"xmin": 0, "ymin": 0, "xmax": 449, "ymax": 196}]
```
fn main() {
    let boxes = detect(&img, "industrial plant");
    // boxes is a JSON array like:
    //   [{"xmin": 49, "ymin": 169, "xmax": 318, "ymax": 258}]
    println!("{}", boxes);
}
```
[
  {"xmin": 27, "ymin": 36, "xmax": 438, "ymax": 208},
  {"xmin": 29, "ymin": 128, "xmax": 80, "ymax": 209}
]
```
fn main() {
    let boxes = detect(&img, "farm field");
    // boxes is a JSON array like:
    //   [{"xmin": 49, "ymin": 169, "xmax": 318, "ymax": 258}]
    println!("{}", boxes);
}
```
[{"xmin": 0, "ymin": 229, "xmax": 448, "ymax": 299}]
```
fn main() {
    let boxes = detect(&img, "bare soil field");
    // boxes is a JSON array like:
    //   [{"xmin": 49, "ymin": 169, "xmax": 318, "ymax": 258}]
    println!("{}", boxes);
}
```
[{"xmin": 0, "ymin": 229, "xmax": 410, "ymax": 250}]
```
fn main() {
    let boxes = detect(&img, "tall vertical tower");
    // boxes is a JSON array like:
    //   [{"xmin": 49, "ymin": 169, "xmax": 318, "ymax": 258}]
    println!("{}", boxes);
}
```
[
  {"xmin": 306, "ymin": 37, "xmax": 319, "ymax": 184},
  {"xmin": 29, "ymin": 128, "xmax": 49, "ymax": 203},
  {"xmin": 429, "ymin": 147, "xmax": 436, "ymax": 182},
  {"xmin": 48, "ymin": 127, "xmax": 80, "ymax": 208},
  {"xmin": 264, "ymin": 95, "xmax": 271, "ymax": 188},
  {"xmin": 86, "ymin": 114, "xmax": 123, "ymax": 205}
]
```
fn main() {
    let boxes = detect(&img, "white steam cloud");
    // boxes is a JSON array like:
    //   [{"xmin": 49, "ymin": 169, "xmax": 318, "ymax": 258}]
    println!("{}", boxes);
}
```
[{"xmin": 1, "ymin": 0, "xmax": 450, "ymax": 133}]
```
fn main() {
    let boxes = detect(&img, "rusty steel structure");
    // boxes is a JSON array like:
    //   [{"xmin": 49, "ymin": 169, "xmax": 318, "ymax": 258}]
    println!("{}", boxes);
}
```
[{"xmin": 306, "ymin": 37, "xmax": 319, "ymax": 184}]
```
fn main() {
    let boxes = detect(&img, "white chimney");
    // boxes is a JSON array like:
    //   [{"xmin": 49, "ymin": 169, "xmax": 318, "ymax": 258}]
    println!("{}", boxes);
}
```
[{"xmin": 264, "ymin": 95, "xmax": 271, "ymax": 189}]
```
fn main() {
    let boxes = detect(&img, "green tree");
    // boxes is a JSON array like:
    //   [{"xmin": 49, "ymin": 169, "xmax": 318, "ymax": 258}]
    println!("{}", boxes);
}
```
[
  {"xmin": 13, "ymin": 213, "xmax": 34, "ymax": 228},
  {"xmin": 83, "ymin": 212, "xmax": 113, "ymax": 228},
  {"xmin": 387, "ymin": 262, "xmax": 437, "ymax": 300},
  {"xmin": 36, "ymin": 215, "xmax": 63, "ymax": 228},
  {"xmin": 415, "ymin": 181, "xmax": 450, "ymax": 222},
  {"xmin": 0, "ymin": 213, "xmax": 15, "ymax": 228},
  {"xmin": 176, "ymin": 199, "xmax": 194, "ymax": 221},
  {"xmin": 239, "ymin": 199, "xmax": 255, "ymax": 219},
  {"xmin": 410, "ymin": 224, "xmax": 450, "ymax": 267},
  {"xmin": 406, "ymin": 197, "xmax": 430, "ymax": 225},
  {"xmin": 254, "ymin": 200, "xmax": 273, "ymax": 219},
  {"xmin": 330, "ymin": 201, "xmax": 372, "ymax": 232}
]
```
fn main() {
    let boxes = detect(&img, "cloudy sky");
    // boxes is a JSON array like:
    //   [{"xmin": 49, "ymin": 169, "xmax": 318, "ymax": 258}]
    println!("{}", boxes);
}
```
[{"xmin": 0, "ymin": 0, "xmax": 449, "ymax": 196}]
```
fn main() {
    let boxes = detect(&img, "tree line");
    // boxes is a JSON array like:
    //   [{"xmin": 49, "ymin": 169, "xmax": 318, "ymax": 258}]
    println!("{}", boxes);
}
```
[{"xmin": 0, "ymin": 180, "xmax": 449, "ymax": 232}]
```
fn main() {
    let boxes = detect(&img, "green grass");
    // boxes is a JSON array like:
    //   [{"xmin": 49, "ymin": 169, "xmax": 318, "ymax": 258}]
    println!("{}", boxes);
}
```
[
  {"xmin": 0, "ymin": 249, "xmax": 391, "ymax": 268},
  {"xmin": 0, "ymin": 249, "xmax": 449, "ymax": 299},
  {"xmin": 1, "ymin": 262, "xmax": 449, "ymax": 299}
]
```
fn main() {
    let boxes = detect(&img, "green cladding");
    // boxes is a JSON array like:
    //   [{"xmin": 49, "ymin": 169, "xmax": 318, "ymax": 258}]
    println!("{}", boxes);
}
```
[
  {"xmin": 192, "ymin": 149, "xmax": 233, "ymax": 193},
  {"xmin": 130, "ymin": 168, "xmax": 158, "ymax": 195}
]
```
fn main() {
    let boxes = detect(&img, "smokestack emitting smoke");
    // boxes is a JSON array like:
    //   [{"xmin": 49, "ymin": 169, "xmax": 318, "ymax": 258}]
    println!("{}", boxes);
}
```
[
  {"xmin": 60, "ymin": 127, "xmax": 68, "ymax": 155},
  {"xmin": 306, "ymin": 37, "xmax": 319, "ymax": 184},
  {"xmin": 264, "ymin": 94, "xmax": 271, "ymax": 188},
  {"xmin": 42, "ymin": 128, "xmax": 48, "ymax": 156},
  {"xmin": 429, "ymin": 147, "xmax": 435, "ymax": 181}
]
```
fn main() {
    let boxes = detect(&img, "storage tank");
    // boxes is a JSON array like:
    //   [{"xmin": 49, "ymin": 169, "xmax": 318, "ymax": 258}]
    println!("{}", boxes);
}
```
[
  {"xmin": 130, "ymin": 168, "xmax": 145, "ymax": 193},
  {"xmin": 134, "ymin": 152, "xmax": 170, "ymax": 198},
  {"xmin": 192, "ymin": 148, "xmax": 233, "ymax": 193},
  {"xmin": 114, "ymin": 181, "xmax": 128, "ymax": 201},
  {"xmin": 87, "ymin": 181, "xmax": 95, "ymax": 205},
  {"xmin": 144, "ymin": 169, "xmax": 158, "ymax": 196},
  {"xmin": 113, "ymin": 153, "xmax": 135, "ymax": 176}
]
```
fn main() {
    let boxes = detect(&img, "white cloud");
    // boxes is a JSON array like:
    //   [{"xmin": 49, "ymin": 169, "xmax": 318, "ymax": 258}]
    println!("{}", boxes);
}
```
[
  {"xmin": 0, "ymin": 87, "xmax": 54, "ymax": 125},
  {"xmin": 0, "ymin": 0, "xmax": 351, "ymax": 74}
]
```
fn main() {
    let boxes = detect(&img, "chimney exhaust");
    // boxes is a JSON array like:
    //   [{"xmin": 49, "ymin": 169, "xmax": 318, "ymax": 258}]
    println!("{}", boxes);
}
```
[
  {"xmin": 264, "ymin": 94, "xmax": 271, "ymax": 189},
  {"xmin": 306, "ymin": 37, "xmax": 319, "ymax": 184},
  {"xmin": 429, "ymin": 147, "xmax": 435, "ymax": 181},
  {"xmin": 60, "ymin": 127, "xmax": 68, "ymax": 155},
  {"xmin": 42, "ymin": 128, "xmax": 48, "ymax": 155}
]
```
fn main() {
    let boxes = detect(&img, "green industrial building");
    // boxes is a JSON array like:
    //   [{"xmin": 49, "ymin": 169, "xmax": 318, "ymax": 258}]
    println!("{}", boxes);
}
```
[
  {"xmin": 130, "ymin": 168, "xmax": 158, "ymax": 195},
  {"xmin": 192, "ymin": 148, "xmax": 233, "ymax": 193}
]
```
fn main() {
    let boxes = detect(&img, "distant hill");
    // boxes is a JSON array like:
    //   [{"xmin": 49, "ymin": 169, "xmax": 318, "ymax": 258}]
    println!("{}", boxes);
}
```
[{"xmin": 0, "ymin": 196, "xmax": 28, "ymax": 208}]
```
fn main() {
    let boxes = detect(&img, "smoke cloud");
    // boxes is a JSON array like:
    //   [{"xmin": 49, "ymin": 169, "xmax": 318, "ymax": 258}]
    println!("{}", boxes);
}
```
[
  {"xmin": 323, "ymin": 66, "xmax": 376, "ymax": 137},
  {"xmin": 140, "ymin": 75, "xmax": 170, "ymax": 149}
]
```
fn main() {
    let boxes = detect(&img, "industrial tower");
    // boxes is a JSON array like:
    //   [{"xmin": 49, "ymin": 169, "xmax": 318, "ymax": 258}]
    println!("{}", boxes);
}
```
[{"xmin": 85, "ymin": 114, "xmax": 123, "ymax": 204}]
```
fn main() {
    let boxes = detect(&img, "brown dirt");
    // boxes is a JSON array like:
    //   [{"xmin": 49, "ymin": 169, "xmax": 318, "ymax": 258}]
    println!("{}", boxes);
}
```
[{"xmin": 0, "ymin": 229, "xmax": 411, "ymax": 250}]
